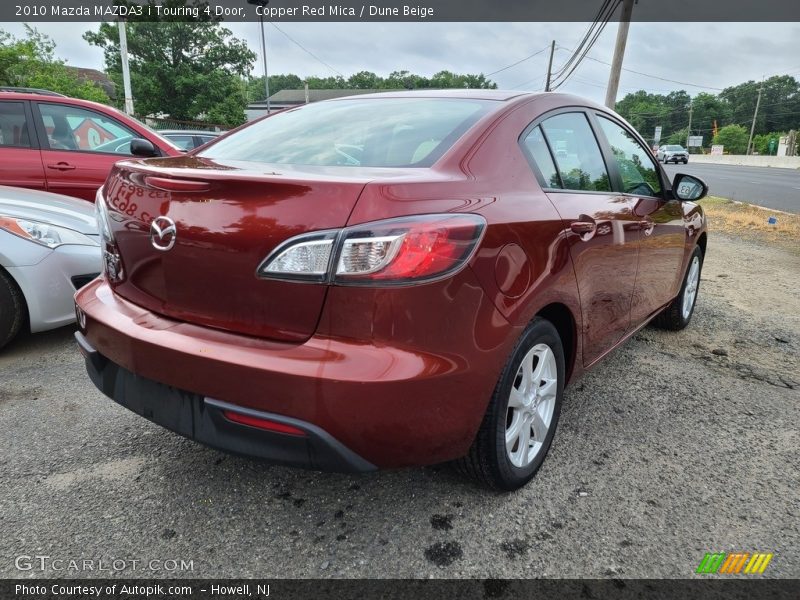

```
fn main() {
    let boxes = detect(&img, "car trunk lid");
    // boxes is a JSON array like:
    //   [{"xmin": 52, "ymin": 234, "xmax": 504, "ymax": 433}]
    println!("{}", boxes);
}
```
[{"xmin": 103, "ymin": 156, "xmax": 375, "ymax": 342}]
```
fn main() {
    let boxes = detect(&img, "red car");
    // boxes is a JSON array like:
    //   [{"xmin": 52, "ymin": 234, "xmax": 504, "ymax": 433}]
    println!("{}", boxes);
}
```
[
  {"xmin": 0, "ymin": 88, "xmax": 181, "ymax": 201},
  {"xmin": 74, "ymin": 91, "xmax": 708, "ymax": 490}
]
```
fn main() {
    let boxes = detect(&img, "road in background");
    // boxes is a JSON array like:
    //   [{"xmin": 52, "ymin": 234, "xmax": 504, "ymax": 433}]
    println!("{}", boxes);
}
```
[{"xmin": 663, "ymin": 163, "xmax": 800, "ymax": 214}]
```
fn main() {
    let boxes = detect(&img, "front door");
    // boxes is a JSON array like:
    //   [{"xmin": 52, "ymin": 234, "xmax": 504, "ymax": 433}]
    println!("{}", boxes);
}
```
[
  {"xmin": 593, "ymin": 114, "xmax": 686, "ymax": 325},
  {"xmin": 34, "ymin": 101, "xmax": 139, "ymax": 201},
  {"xmin": 522, "ymin": 112, "xmax": 640, "ymax": 366}
]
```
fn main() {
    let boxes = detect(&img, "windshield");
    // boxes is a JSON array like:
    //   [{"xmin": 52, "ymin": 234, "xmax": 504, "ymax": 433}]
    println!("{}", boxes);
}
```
[
  {"xmin": 199, "ymin": 97, "xmax": 494, "ymax": 168},
  {"xmin": 666, "ymin": 145, "xmax": 684, "ymax": 151}
]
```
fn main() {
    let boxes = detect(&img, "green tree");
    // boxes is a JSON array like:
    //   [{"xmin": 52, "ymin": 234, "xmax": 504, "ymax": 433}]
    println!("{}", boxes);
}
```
[
  {"xmin": 246, "ymin": 74, "xmax": 303, "ymax": 102},
  {"xmin": 712, "ymin": 124, "xmax": 750, "ymax": 154},
  {"xmin": 84, "ymin": 0, "xmax": 255, "ymax": 127},
  {"xmin": 347, "ymin": 71, "xmax": 381, "ymax": 89},
  {"xmin": 0, "ymin": 26, "xmax": 109, "ymax": 102},
  {"xmin": 665, "ymin": 127, "xmax": 688, "ymax": 146}
]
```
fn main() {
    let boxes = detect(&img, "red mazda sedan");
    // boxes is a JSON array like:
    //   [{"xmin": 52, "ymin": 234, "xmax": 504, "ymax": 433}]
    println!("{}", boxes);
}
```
[{"xmin": 74, "ymin": 91, "xmax": 708, "ymax": 490}]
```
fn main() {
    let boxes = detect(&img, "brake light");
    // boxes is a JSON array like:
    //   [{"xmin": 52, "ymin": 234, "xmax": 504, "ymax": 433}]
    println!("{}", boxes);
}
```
[{"xmin": 257, "ymin": 214, "xmax": 486, "ymax": 286}]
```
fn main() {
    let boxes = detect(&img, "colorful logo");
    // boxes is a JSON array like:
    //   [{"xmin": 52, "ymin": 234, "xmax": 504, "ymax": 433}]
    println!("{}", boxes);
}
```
[{"xmin": 696, "ymin": 552, "xmax": 773, "ymax": 575}]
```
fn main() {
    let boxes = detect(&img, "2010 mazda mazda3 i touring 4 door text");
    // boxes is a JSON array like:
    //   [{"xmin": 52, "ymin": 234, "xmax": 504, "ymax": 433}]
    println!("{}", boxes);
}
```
[{"xmin": 75, "ymin": 91, "xmax": 708, "ymax": 490}]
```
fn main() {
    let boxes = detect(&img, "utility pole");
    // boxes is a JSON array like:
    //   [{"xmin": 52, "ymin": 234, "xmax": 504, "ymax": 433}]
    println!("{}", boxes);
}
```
[
  {"xmin": 118, "ymin": 19, "xmax": 134, "ymax": 116},
  {"xmin": 746, "ymin": 79, "xmax": 764, "ymax": 155},
  {"xmin": 544, "ymin": 40, "xmax": 556, "ymax": 92},
  {"xmin": 248, "ymin": 0, "xmax": 271, "ymax": 114},
  {"xmin": 604, "ymin": 0, "xmax": 635, "ymax": 109},
  {"xmin": 685, "ymin": 99, "xmax": 693, "ymax": 150}
]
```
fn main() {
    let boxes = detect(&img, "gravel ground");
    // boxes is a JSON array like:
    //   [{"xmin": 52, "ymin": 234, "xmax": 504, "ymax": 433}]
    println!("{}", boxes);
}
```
[{"xmin": 1, "ymin": 234, "xmax": 798, "ymax": 579}]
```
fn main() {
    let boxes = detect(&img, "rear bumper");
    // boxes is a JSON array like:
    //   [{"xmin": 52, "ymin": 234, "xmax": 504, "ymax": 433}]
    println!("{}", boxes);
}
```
[
  {"xmin": 74, "ymin": 278, "xmax": 513, "ymax": 469},
  {"xmin": 76, "ymin": 331, "xmax": 375, "ymax": 472}
]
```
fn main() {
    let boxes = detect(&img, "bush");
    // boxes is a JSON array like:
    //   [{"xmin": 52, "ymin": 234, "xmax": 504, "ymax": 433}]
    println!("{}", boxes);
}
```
[{"xmin": 712, "ymin": 124, "xmax": 750, "ymax": 154}]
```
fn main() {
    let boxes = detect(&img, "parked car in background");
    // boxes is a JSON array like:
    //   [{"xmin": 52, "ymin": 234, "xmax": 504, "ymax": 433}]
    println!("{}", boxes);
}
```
[
  {"xmin": 657, "ymin": 144, "xmax": 689, "ymax": 164},
  {"xmin": 159, "ymin": 130, "xmax": 221, "ymax": 151},
  {"xmin": 0, "ymin": 88, "xmax": 182, "ymax": 202},
  {"xmin": 75, "ymin": 91, "xmax": 708, "ymax": 490},
  {"xmin": 0, "ymin": 185, "xmax": 100, "ymax": 349}
]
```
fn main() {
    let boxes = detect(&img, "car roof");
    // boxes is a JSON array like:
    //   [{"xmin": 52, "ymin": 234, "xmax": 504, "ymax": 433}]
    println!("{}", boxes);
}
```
[
  {"xmin": 328, "ymin": 89, "xmax": 532, "ymax": 102},
  {"xmin": 0, "ymin": 90, "xmax": 125, "ymax": 114}
]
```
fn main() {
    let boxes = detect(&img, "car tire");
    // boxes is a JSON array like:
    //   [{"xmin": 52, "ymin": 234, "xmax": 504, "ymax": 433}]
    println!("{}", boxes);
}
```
[
  {"xmin": 0, "ymin": 268, "xmax": 25, "ymax": 350},
  {"xmin": 652, "ymin": 245, "xmax": 703, "ymax": 331},
  {"xmin": 455, "ymin": 317, "xmax": 565, "ymax": 491}
]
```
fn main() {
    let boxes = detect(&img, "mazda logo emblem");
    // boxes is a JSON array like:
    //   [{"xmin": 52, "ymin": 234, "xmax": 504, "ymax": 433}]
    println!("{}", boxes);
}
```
[{"xmin": 150, "ymin": 216, "xmax": 177, "ymax": 251}]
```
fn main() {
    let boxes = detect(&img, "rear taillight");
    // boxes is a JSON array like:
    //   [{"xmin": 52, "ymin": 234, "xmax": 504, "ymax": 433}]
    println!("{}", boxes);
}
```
[
  {"xmin": 95, "ymin": 187, "xmax": 124, "ymax": 282},
  {"xmin": 257, "ymin": 214, "xmax": 486, "ymax": 286}
]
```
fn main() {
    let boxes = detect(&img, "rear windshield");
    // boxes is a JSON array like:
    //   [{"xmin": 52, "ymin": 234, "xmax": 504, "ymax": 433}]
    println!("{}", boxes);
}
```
[
  {"xmin": 666, "ymin": 145, "xmax": 684, "ymax": 151},
  {"xmin": 199, "ymin": 97, "xmax": 493, "ymax": 168}
]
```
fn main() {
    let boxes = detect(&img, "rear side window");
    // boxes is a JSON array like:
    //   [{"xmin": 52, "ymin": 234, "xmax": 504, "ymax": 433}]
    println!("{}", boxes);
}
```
[
  {"xmin": 596, "ymin": 115, "xmax": 662, "ymax": 197},
  {"xmin": 540, "ymin": 113, "xmax": 611, "ymax": 192},
  {"xmin": 167, "ymin": 134, "xmax": 195, "ymax": 150},
  {"xmin": 522, "ymin": 125, "xmax": 561, "ymax": 188},
  {"xmin": 0, "ymin": 102, "xmax": 32, "ymax": 148},
  {"xmin": 200, "ymin": 98, "xmax": 493, "ymax": 168}
]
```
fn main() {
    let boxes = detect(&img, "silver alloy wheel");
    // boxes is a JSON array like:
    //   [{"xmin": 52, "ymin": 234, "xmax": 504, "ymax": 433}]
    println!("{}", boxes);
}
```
[
  {"xmin": 682, "ymin": 255, "xmax": 701, "ymax": 319},
  {"xmin": 506, "ymin": 343, "xmax": 558, "ymax": 468}
]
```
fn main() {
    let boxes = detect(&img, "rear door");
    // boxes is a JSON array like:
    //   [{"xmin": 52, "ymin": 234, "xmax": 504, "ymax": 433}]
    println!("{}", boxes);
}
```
[
  {"xmin": 0, "ymin": 100, "xmax": 47, "ymax": 192},
  {"xmin": 593, "ymin": 114, "xmax": 686, "ymax": 325},
  {"xmin": 33, "ymin": 101, "xmax": 141, "ymax": 201},
  {"xmin": 521, "ymin": 110, "xmax": 641, "ymax": 366}
]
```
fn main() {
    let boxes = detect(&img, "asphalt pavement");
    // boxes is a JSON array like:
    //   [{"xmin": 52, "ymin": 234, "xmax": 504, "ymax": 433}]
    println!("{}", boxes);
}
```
[
  {"xmin": 1, "ymin": 234, "xmax": 798, "ymax": 579},
  {"xmin": 662, "ymin": 162, "xmax": 800, "ymax": 214}
]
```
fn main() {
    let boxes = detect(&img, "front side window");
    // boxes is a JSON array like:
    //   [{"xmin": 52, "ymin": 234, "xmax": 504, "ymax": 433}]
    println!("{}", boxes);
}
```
[
  {"xmin": 540, "ymin": 113, "xmax": 611, "ymax": 192},
  {"xmin": 200, "ymin": 98, "xmax": 493, "ymax": 168},
  {"xmin": 37, "ymin": 103, "xmax": 138, "ymax": 155},
  {"xmin": 596, "ymin": 115, "xmax": 662, "ymax": 197},
  {"xmin": 0, "ymin": 102, "xmax": 32, "ymax": 148}
]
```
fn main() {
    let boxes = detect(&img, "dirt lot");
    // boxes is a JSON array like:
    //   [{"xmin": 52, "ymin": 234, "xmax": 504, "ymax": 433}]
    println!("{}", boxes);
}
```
[{"xmin": 0, "ymin": 231, "xmax": 798, "ymax": 579}]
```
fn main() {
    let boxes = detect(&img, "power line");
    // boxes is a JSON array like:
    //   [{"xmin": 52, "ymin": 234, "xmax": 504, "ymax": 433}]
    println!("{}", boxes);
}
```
[
  {"xmin": 269, "ymin": 23, "xmax": 344, "ymax": 77},
  {"xmin": 485, "ymin": 45, "xmax": 551, "ymax": 77},
  {"xmin": 550, "ymin": 0, "xmax": 620, "ymax": 90},
  {"xmin": 565, "ymin": 49, "xmax": 725, "ymax": 91}
]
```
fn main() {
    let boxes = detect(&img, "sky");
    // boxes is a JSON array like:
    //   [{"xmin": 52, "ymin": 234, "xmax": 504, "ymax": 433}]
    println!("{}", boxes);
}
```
[{"xmin": 2, "ymin": 21, "xmax": 799, "ymax": 104}]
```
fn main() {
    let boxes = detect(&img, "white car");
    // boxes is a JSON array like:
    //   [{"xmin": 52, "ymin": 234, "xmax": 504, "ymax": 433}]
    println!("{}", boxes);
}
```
[
  {"xmin": 0, "ymin": 186, "xmax": 100, "ymax": 349},
  {"xmin": 657, "ymin": 144, "xmax": 689, "ymax": 164}
]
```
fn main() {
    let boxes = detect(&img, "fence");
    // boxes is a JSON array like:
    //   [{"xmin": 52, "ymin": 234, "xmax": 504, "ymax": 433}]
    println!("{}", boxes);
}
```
[{"xmin": 139, "ymin": 116, "xmax": 228, "ymax": 133}]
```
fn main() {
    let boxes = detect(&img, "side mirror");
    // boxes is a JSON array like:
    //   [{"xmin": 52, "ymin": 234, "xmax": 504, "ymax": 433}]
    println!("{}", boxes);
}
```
[
  {"xmin": 672, "ymin": 173, "xmax": 708, "ymax": 201},
  {"xmin": 130, "ymin": 138, "xmax": 159, "ymax": 158}
]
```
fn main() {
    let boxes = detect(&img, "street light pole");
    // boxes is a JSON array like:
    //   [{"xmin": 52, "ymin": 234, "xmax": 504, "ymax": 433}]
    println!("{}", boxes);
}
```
[{"xmin": 248, "ymin": 0, "xmax": 271, "ymax": 114}]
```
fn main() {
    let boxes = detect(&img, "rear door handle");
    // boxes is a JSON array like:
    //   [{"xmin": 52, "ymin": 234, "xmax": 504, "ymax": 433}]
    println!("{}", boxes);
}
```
[
  {"xmin": 639, "ymin": 219, "xmax": 655, "ymax": 235},
  {"xmin": 47, "ymin": 162, "xmax": 76, "ymax": 171}
]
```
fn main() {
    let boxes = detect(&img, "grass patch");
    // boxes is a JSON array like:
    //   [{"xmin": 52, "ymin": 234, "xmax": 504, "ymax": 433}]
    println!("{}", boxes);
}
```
[{"xmin": 698, "ymin": 196, "xmax": 800, "ymax": 249}]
